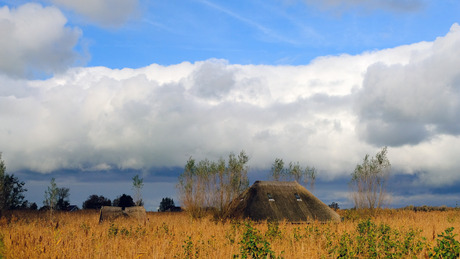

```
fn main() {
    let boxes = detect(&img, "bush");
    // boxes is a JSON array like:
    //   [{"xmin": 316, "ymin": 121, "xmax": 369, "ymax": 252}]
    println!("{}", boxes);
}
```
[
  {"xmin": 330, "ymin": 219, "xmax": 426, "ymax": 258},
  {"xmin": 429, "ymin": 227, "xmax": 460, "ymax": 258},
  {"xmin": 235, "ymin": 222, "xmax": 282, "ymax": 258}
]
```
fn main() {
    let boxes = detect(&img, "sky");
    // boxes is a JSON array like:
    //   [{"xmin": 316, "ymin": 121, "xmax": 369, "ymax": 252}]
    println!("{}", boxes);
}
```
[{"xmin": 1, "ymin": 0, "xmax": 460, "ymax": 211}]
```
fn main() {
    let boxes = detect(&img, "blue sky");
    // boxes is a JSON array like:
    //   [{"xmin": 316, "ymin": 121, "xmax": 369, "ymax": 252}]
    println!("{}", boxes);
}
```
[
  {"xmin": 1, "ymin": 0, "xmax": 460, "ymax": 211},
  {"xmin": 74, "ymin": 0, "xmax": 459, "ymax": 67}
]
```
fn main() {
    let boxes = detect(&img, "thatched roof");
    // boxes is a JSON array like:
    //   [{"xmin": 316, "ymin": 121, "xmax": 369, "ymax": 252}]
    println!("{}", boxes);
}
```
[
  {"xmin": 99, "ymin": 206, "xmax": 147, "ymax": 222},
  {"xmin": 225, "ymin": 181, "xmax": 340, "ymax": 222}
]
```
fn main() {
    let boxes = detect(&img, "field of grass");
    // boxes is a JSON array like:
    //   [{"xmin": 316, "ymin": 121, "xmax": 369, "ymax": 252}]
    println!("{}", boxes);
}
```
[{"xmin": 0, "ymin": 209, "xmax": 459, "ymax": 258}]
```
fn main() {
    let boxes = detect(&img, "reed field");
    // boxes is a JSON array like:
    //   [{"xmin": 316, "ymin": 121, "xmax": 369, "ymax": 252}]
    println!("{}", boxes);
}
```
[{"xmin": 0, "ymin": 209, "xmax": 459, "ymax": 258}]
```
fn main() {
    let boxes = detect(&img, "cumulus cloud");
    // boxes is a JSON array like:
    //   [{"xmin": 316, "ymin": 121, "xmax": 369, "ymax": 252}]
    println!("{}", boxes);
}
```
[
  {"xmin": 0, "ymin": 4, "xmax": 82, "ymax": 78},
  {"xmin": 356, "ymin": 24, "xmax": 460, "ymax": 146},
  {"xmin": 2, "ymin": 23, "xmax": 460, "ymax": 188},
  {"xmin": 50, "ymin": 0, "xmax": 138, "ymax": 27}
]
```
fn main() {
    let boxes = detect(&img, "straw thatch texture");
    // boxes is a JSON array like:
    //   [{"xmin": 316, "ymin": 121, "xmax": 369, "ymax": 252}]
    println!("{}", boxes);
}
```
[
  {"xmin": 99, "ymin": 206, "xmax": 147, "ymax": 222},
  {"xmin": 225, "ymin": 181, "xmax": 340, "ymax": 222}
]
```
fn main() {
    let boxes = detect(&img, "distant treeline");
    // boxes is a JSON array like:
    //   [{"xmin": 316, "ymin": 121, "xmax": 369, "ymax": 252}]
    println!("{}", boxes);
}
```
[{"xmin": 399, "ymin": 205, "xmax": 459, "ymax": 212}]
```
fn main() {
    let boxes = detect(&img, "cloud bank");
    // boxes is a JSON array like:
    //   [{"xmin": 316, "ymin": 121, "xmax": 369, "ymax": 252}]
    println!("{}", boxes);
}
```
[
  {"xmin": 356, "ymin": 24, "xmax": 460, "ymax": 147},
  {"xmin": 1, "ymin": 17, "xmax": 460, "ymax": 187},
  {"xmin": 0, "ymin": 3, "xmax": 82, "ymax": 78}
]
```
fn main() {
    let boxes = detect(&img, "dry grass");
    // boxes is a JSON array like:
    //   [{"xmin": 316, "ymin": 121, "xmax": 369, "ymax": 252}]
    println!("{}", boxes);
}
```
[{"xmin": 0, "ymin": 209, "xmax": 459, "ymax": 258}]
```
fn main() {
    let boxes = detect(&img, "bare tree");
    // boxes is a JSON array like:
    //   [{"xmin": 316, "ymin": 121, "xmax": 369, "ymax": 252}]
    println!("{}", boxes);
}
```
[
  {"xmin": 178, "ymin": 157, "xmax": 196, "ymax": 215},
  {"xmin": 304, "ymin": 166, "xmax": 317, "ymax": 192},
  {"xmin": 350, "ymin": 146, "xmax": 391, "ymax": 209}
]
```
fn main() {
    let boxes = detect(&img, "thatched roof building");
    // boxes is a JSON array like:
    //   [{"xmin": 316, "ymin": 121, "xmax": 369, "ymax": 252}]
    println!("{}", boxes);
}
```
[
  {"xmin": 99, "ymin": 206, "xmax": 147, "ymax": 223},
  {"xmin": 225, "ymin": 181, "xmax": 340, "ymax": 222}
]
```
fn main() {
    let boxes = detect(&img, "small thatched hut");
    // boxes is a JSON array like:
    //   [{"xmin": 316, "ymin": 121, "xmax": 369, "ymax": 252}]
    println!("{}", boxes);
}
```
[
  {"xmin": 99, "ymin": 206, "xmax": 147, "ymax": 223},
  {"xmin": 225, "ymin": 181, "xmax": 340, "ymax": 222}
]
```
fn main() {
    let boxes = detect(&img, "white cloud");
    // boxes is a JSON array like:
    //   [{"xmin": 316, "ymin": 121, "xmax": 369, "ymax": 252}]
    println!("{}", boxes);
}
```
[
  {"xmin": 356, "ymin": 24, "xmax": 460, "ymax": 147},
  {"xmin": 50, "ymin": 0, "xmax": 138, "ymax": 27},
  {"xmin": 302, "ymin": 0, "xmax": 424, "ymax": 12},
  {"xmin": 1, "ymin": 24, "xmax": 460, "ymax": 188},
  {"xmin": 0, "ymin": 4, "xmax": 82, "ymax": 78}
]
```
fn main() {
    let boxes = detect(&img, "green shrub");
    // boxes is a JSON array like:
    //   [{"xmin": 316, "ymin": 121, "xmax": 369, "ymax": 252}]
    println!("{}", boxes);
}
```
[
  {"xmin": 0, "ymin": 233, "xmax": 4, "ymax": 259},
  {"xmin": 108, "ymin": 223, "xmax": 118, "ymax": 237},
  {"xmin": 265, "ymin": 221, "xmax": 282, "ymax": 240},
  {"xmin": 235, "ymin": 222, "xmax": 282, "ymax": 259},
  {"xmin": 330, "ymin": 219, "xmax": 426, "ymax": 258},
  {"xmin": 429, "ymin": 227, "xmax": 460, "ymax": 258},
  {"xmin": 182, "ymin": 235, "xmax": 197, "ymax": 259}
]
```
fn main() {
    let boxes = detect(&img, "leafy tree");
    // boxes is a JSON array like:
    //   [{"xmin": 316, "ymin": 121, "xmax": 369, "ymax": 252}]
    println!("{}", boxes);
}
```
[
  {"xmin": 177, "ymin": 150, "xmax": 250, "ymax": 218},
  {"xmin": 270, "ymin": 158, "xmax": 317, "ymax": 191},
  {"xmin": 270, "ymin": 158, "xmax": 285, "ymax": 181},
  {"xmin": 350, "ymin": 146, "xmax": 391, "ymax": 209},
  {"xmin": 29, "ymin": 202, "xmax": 38, "ymax": 210},
  {"xmin": 132, "ymin": 174, "xmax": 144, "ymax": 206},
  {"xmin": 44, "ymin": 178, "xmax": 70, "ymax": 211},
  {"xmin": 0, "ymin": 154, "xmax": 28, "ymax": 211},
  {"xmin": 113, "ymin": 194, "xmax": 135, "ymax": 208},
  {"xmin": 159, "ymin": 197, "xmax": 175, "ymax": 212},
  {"xmin": 288, "ymin": 161, "xmax": 303, "ymax": 182},
  {"xmin": 83, "ymin": 194, "xmax": 111, "ymax": 209},
  {"xmin": 2, "ymin": 174, "xmax": 28, "ymax": 210},
  {"xmin": 56, "ymin": 187, "xmax": 70, "ymax": 210},
  {"xmin": 44, "ymin": 178, "xmax": 58, "ymax": 214},
  {"xmin": 329, "ymin": 202, "xmax": 340, "ymax": 210},
  {"xmin": 227, "ymin": 151, "xmax": 249, "ymax": 198}
]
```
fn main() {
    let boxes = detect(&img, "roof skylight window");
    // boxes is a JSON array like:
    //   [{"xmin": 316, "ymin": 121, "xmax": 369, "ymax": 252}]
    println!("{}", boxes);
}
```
[{"xmin": 295, "ymin": 193, "xmax": 302, "ymax": 201}]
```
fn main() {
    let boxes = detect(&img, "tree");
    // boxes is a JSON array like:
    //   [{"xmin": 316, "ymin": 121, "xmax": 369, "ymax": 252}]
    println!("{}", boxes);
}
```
[
  {"xmin": 271, "ymin": 159, "xmax": 317, "ymax": 191},
  {"xmin": 44, "ymin": 178, "xmax": 70, "ymax": 211},
  {"xmin": 349, "ymin": 146, "xmax": 391, "ymax": 209},
  {"xmin": 83, "ymin": 194, "xmax": 111, "ymax": 209},
  {"xmin": 227, "ymin": 151, "xmax": 249, "ymax": 198},
  {"xmin": 0, "ymin": 154, "xmax": 28, "ymax": 211},
  {"xmin": 304, "ymin": 166, "xmax": 317, "ymax": 192},
  {"xmin": 44, "ymin": 178, "xmax": 59, "ymax": 214},
  {"xmin": 287, "ymin": 161, "xmax": 303, "ymax": 182},
  {"xmin": 270, "ymin": 158, "xmax": 285, "ymax": 181},
  {"xmin": 56, "ymin": 187, "xmax": 70, "ymax": 210},
  {"xmin": 0, "ymin": 154, "xmax": 4, "ymax": 211},
  {"xmin": 29, "ymin": 202, "xmax": 38, "ymax": 210},
  {"xmin": 159, "ymin": 197, "xmax": 175, "ymax": 212},
  {"xmin": 132, "ymin": 174, "xmax": 144, "ymax": 206},
  {"xmin": 113, "ymin": 194, "xmax": 135, "ymax": 208},
  {"xmin": 2, "ymin": 174, "xmax": 28, "ymax": 210},
  {"xmin": 177, "ymin": 150, "xmax": 250, "ymax": 218},
  {"xmin": 329, "ymin": 202, "xmax": 340, "ymax": 211}
]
